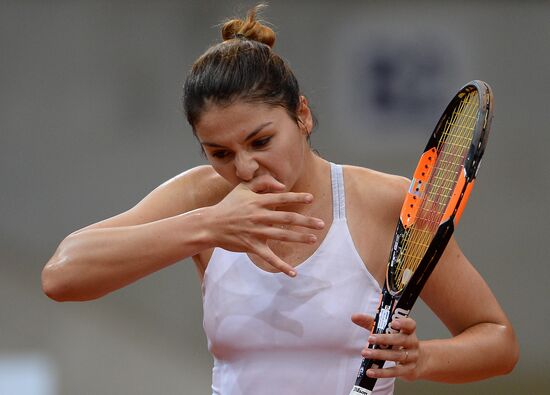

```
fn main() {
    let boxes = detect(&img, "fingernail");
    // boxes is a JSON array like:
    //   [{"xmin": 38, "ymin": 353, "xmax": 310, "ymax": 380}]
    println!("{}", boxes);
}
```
[
  {"xmin": 316, "ymin": 219, "xmax": 325, "ymax": 228},
  {"xmin": 305, "ymin": 194, "xmax": 313, "ymax": 202},
  {"xmin": 368, "ymin": 335, "xmax": 376, "ymax": 343},
  {"xmin": 308, "ymin": 235, "xmax": 317, "ymax": 243},
  {"xmin": 289, "ymin": 270, "xmax": 297, "ymax": 277},
  {"xmin": 367, "ymin": 369, "xmax": 376, "ymax": 378}
]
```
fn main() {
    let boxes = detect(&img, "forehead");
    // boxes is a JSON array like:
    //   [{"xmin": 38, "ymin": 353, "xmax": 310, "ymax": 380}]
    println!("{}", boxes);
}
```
[{"xmin": 194, "ymin": 101, "xmax": 288, "ymax": 141}]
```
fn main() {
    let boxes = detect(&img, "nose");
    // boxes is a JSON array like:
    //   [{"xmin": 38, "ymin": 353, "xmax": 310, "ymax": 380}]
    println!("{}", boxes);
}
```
[{"xmin": 234, "ymin": 151, "xmax": 259, "ymax": 182}]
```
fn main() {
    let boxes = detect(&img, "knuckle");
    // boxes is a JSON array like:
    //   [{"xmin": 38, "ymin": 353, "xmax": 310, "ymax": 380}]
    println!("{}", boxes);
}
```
[
  {"xmin": 282, "ymin": 213, "xmax": 294, "ymax": 224},
  {"xmin": 396, "ymin": 334, "xmax": 407, "ymax": 345},
  {"xmin": 403, "ymin": 317, "xmax": 416, "ymax": 331},
  {"xmin": 403, "ymin": 317, "xmax": 415, "ymax": 330},
  {"xmin": 277, "ymin": 194, "xmax": 291, "ymax": 204},
  {"xmin": 309, "ymin": 216, "xmax": 320, "ymax": 225},
  {"xmin": 262, "ymin": 257, "xmax": 275, "ymax": 267},
  {"xmin": 278, "ymin": 232, "xmax": 290, "ymax": 242},
  {"xmin": 403, "ymin": 336, "xmax": 417, "ymax": 348},
  {"xmin": 246, "ymin": 238, "xmax": 259, "ymax": 250},
  {"xmin": 265, "ymin": 256, "xmax": 277, "ymax": 266}
]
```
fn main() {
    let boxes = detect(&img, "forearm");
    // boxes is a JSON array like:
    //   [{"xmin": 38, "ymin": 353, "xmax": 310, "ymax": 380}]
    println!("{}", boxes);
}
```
[
  {"xmin": 42, "ymin": 207, "xmax": 213, "ymax": 301},
  {"xmin": 418, "ymin": 322, "xmax": 519, "ymax": 383}
]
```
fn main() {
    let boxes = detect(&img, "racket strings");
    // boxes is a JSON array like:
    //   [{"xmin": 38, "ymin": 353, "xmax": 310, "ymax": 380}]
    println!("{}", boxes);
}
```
[{"xmin": 393, "ymin": 90, "xmax": 479, "ymax": 291}]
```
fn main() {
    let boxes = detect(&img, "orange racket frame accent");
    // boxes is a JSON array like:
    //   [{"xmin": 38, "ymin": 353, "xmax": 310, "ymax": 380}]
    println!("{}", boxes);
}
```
[
  {"xmin": 442, "ymin": 172, "xmax": 475, "ymax": 225},
  {"xmin": 400, "ymin": 147, "xmax": 438, "ymax": 228}
]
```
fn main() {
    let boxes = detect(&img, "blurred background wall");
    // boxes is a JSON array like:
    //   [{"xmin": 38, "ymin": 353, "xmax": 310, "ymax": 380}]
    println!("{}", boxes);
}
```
[{"xmin": 1, "ymin": 1, "xmax": 549, "ymax": 394}]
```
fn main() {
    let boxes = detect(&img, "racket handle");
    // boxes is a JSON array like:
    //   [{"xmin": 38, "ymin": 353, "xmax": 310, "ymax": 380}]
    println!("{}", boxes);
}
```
[
  {"xmin": 349, "ymin": 357, "xmax": 386, "ymax": 394},
  {"xmin": 349, "ymin": 385, "xmax": 373, "ymax": 395},
  {"xmin": 350, "ymin": 289, "xmax": 394, "ymax": 393}
]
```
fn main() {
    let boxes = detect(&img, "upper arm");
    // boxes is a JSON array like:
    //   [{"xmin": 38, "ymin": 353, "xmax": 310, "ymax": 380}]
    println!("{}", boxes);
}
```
[
  {"xmin": 71, "ymin": 165, "xmax": 232, "ymax": 234},
  {"xmin": 420, "ymin": 237, "xmax": 511, "ymax": 336},
  {"xmin": 345, "ymin": 165, "xmax": 511, "ymax": 337}
]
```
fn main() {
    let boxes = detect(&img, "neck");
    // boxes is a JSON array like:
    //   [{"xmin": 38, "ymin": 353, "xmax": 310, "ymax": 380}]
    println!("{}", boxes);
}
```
[{"xmin": 286, "ymin": 151, "xmax": 331, "ymax": 214}]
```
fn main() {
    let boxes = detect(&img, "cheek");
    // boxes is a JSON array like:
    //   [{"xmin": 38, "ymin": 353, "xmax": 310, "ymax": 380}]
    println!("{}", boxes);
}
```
[
  {"xmin": 269, "ymin": 134, "xmax": 307, "ymax": 184},
  {"xmin": 210, "ymin": 162, "xmax": 239, "ymax": 186},
  {"xmin": 283, "ymin": 130, "xmax": 307, "ymax": 161}
]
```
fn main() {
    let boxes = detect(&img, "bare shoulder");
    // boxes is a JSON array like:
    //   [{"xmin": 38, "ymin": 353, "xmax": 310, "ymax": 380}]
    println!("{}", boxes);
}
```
[
  {"xmin": 343, "ymin": 164, "xmax": 409, "ymax": 222},
  {"xmin": 341, "ymin": 165, "xmax": 410, "ymax": 281}
]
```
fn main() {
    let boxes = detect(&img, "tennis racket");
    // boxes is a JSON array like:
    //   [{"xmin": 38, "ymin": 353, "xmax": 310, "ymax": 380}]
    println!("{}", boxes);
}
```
[{"xmin": 349, "ymin": 80, "xmax": 494, "ymax": 395}]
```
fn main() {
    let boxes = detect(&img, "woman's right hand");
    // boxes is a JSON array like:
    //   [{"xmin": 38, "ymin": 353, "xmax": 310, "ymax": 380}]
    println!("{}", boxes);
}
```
[{"xmin": 206, "ymin": 175, "xmax": 325, "ymax": 276}]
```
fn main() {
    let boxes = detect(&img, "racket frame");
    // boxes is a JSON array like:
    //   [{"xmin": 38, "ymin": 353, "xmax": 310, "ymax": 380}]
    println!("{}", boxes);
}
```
[{"xmin": 350, "ymin": 80, "xmax": 493, "ymax": 394}]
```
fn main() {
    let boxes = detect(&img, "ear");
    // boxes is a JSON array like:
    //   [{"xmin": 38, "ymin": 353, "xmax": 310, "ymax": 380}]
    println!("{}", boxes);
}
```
[{"xmin": 297, "ymin": 95, "xmax": 313, "ymax": 136}]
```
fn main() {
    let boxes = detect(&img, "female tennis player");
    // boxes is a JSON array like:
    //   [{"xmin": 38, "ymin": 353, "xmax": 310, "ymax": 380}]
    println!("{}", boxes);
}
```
[{"xmin": 42, "ymin": 5, "xmax": 518, "ymax": 394}]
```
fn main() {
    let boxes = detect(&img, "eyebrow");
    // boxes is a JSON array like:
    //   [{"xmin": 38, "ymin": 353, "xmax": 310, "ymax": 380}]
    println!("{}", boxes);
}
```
[{"xmin": 200, "ymin": 121, "xmax": 273, "ymax": 148}]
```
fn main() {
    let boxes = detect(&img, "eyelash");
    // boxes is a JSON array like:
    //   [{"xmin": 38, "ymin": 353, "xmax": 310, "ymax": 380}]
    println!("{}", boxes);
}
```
[
  {"xmin": 210, "ymin": 137, "xmax": 272, "ymax": 159},
  {"xmin": 252, "ymin": 137, "xmax": 271, "ymax": 148},
  {"xmin": 212, "ymin": 151, "xmax": 230, "ymax": 159}
]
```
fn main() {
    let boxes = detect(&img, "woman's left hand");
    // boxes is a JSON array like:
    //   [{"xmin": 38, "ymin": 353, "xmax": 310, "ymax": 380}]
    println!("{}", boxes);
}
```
[{"xmin": 351, "ymin": 313, "xmax": 423, "ymax": 382}]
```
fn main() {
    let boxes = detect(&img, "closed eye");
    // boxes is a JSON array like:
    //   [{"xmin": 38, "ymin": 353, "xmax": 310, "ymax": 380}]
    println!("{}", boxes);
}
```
[
  {"xmin": 252, "ymin": 136, "xmax": 271, "ymax": 148},
  {"xmin": 211, "ymin": 150, "xmax": 231, "ymax": 159}
]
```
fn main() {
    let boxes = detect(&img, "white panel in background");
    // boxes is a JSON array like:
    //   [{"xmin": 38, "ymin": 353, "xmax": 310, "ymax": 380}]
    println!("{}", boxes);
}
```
[
  {"xmin": 329, "ymin": 5, "xmax": 472, "ymax": 151},
  {"xmin": 0, "ymin": 354, "xmax": 57, "ymax": 395}
]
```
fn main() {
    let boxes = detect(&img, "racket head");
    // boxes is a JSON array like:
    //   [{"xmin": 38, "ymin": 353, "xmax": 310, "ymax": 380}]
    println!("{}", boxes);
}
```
[
  {"xmin": 351, "ymin": 81, "xmax": 494, "ymax": 394},
  {"xmin": 436, "ymin": 80, "xmax": 493, "ymax": 181},
  {"xmin": 386, "ymin": 80, "xmax": 493, "ymax": 295}
]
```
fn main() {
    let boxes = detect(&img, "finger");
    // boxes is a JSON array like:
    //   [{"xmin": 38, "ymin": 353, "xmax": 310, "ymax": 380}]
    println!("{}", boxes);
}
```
[
  {"xmin": 259, "ymin": 191, "xmax": 314, "ymax": 207},
  {"xmin": 351, "ymin": 313, "xmax": 375, "ymax": 330},
  {"xmin": 362, "ymin": 347, "xmax": 414, "ymax": 364},
  {"xmin": 253, "ymin": 243, "xmax": 297, "ymax": 277},
  {"xmin": 259, "ymin": 227, "xmax": 318, "ymax": 244},
  {"xmin": 367, "ymin": 333, "xmax": 411, "ymax": 349},
  {"xmin": 246, "ymin": 175, "xmax": 286, "ymax": 193},
  {"xmin": 366, "ymin": 363, "xmax": 413, "ymax": 380},
  {"xmin": 259, "ymin": 211, "xmax": 325, "ymax": 230},
  {"xmin": 390, "ymin": 317, "xmax": 416, "ymax": 334}
]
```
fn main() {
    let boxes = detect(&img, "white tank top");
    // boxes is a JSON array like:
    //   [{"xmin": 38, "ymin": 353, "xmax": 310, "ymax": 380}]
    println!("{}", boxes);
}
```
[{"xmin": 202, "ymin": 163, "xmax": 395, "ymax": 395}]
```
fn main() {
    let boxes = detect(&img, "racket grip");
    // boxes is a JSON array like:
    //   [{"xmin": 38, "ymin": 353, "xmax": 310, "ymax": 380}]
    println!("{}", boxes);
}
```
[
  {"xmin": 350, "ymin": 289, "xmax": 395, "ymax": 394},
  {"xmin": 349, "ymin": 355, "xmax": 386, "ymax": 394}
]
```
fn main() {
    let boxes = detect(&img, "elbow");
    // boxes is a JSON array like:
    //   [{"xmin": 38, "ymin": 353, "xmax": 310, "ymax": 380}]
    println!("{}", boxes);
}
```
[
  {"xmin": 42, "ymin": 256, "xmax": 74, "ymax": 302},
  {"xmin": 42, "ymin": 283, "xmax": 68, "ymax": 302},
  {"xmin": 494, "ymin": 324, "xmax": 520, "ymax": 377},
  {"xmin": 42, "ymin": 236, "xmax": 77, "ymax": 301},
  {"xmin": 42, "ymin": 262, "xmax": 103, "ymax": 302},
  {"xmin": 42, "ymin": 256, "xmax": 109, "ymax": 302},
  {"xmin": 502, "ymin": 332, "xmax": 520, "ymax": 376},
  {"xmin": 42, "ymin": 238, "xmax": 99, "ymax": 302}
]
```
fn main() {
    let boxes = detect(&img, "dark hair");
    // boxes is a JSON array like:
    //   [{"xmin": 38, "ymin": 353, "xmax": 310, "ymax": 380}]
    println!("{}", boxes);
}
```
[{"xmin": 182, "ymin": 5, "xmax": 307, "ymax": 135}]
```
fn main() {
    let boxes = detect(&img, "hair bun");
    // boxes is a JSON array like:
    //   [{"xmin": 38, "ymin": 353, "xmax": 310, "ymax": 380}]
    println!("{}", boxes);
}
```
[{"xmin": 221, "ymin": 4, "xmax": 276, "ymax": 48}]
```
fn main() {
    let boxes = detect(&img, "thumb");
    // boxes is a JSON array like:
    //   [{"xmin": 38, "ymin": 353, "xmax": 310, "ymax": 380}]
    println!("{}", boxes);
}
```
[
  {"xmin": 351, "ymin": 313, "xmax": 375, "ymax": 331},
  {"xmin": 246, "ymin": 174, "xmax": 286, "ymax": 194}
]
